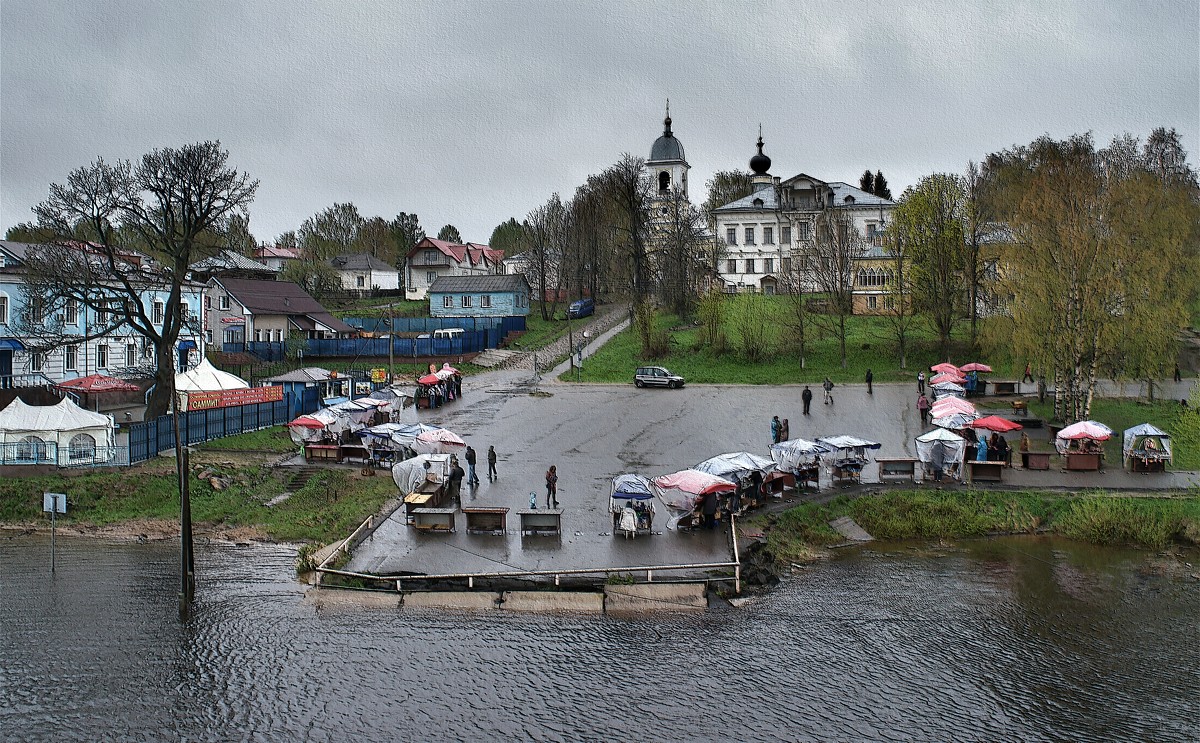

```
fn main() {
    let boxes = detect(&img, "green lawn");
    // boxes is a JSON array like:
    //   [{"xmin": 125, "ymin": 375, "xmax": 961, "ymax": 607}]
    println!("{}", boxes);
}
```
[
  {"xmin": 332, "ymin": 299, "xmax": 428, "ymax": 318},
  {"xmin": 196, "ymin": 426, "xmax": 297, "ymax": 454},
  {"xmin": 569, "ymin": 299, "xmax": 1009, "ymax": 385}
]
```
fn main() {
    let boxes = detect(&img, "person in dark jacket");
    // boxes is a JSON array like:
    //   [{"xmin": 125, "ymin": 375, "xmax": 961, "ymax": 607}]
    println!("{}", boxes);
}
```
[
  {"xmin": 865, "ymin": 369, "xmax": 873, "ymax": 394},
  {"xmin": 447, "ymin": 462, "xmax": 465, "ymax": 502},
  {"xmin": 464, "ymin": 446, "xmax": 479, "ymax": 486},
  {"xmin": 487, "ymin": 445, "xmax": 498, "ymax": 480},
  {"xmin": 770, "ymin": 415, "xmax": 781, "ymax": 445},
  {"xmin": 545, "ymin": 465, "xmax": 558, "ymax": 509},
  {"xmin": 801, "ymin": 386, "xmax": 813, "ymax": 415}
]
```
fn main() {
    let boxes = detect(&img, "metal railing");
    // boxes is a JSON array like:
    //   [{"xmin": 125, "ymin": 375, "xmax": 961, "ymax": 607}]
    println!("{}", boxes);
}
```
[{"xmin": 0, "ymin": 441, "xmax": 130, "ymax": 467}]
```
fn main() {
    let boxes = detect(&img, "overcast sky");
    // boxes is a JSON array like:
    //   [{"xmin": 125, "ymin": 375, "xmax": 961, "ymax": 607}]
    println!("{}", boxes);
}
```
[{"xmin": 2, "ymin": 0, "xmax": 1197, "ymax": 246}]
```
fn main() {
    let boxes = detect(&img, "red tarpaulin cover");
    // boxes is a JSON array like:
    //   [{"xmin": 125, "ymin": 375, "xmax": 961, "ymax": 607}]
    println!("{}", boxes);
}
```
[
  {"xmin": 418, "ymin": 373, "xmax": 441, "ymax": 385},
  {"xmin": 55, "ymin": 374, "xmax": 140, "ymax": 393},
  {"xmin": 287, "ymin": 416, "xmax": 326, "ymax": 428},
  {"xmin": 931, "ymin": 362, "xmax": 960, "ymax": 374},
  {"xmin": 931, "ymin": 372, "xmax": 967, "ymax": 385}
]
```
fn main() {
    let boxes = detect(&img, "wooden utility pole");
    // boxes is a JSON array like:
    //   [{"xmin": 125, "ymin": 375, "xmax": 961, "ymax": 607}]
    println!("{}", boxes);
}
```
[{"xmin": 171, "ymin": 381, "xmax": 195, "ymax": 619}]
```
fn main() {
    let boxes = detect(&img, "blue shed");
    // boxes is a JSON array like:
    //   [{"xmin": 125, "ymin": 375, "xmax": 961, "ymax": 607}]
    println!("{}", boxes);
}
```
[{"xmin": 428, "ymin": 274, "xmax": 531, "ymax": 318}]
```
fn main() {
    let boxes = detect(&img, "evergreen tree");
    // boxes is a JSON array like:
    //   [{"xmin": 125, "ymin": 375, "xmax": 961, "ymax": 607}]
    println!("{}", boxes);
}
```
[
  {"xmin": 873, "ymin": 171, "xmax": 892, "ymax": 200},
  {"xmin": 859, "ymin": 170, "xmax": 875, "ymax": 193},
  {"xmin": 437, "ymin": 224, "xmax": 462, "ymax": 243}
]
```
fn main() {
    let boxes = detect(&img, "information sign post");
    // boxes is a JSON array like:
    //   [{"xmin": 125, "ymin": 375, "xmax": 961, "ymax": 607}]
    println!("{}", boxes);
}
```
[{"xmin": 43, "ymin": 492, "xmax": 67, "ymax": 574}]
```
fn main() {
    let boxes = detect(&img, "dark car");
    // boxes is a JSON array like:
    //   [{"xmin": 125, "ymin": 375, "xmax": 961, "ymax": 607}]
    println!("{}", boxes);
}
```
[
  {"xmin": 567, "ymin": 298, "xmax": 595, "ymax": 319},
  {"xmin": 634, "ymin": 366, "xmax": 685, "ymax": 389}
]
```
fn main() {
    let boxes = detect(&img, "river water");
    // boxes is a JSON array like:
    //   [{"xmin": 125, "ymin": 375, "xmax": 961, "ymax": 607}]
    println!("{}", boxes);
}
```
[{"xmin": 1, "ymin": 534, "xmax": 1196, "ymax": 742}]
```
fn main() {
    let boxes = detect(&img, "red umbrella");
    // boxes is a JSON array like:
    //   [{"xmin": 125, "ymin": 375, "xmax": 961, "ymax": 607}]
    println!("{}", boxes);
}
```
[
  {"xmin": 959, "ymin": 363, "xmax": 993, "ymax": 373},
  {"xmin": 931, "ymin": 362, "xmax": 960, "ymax": 374},
  {"xmin": 287, "ymin": 415, "xmax": 326, "ymax": 428},
  {"xmin": 969, "ymin": 415, "xmax": 1023, "ymax": 432},
  {"xmin": 418, "ymin": 373, "xmax": 440, "ymax": 385},
  {"xmin": 55, "ymin": 374, "xmax": 140, "ymax": 393}
]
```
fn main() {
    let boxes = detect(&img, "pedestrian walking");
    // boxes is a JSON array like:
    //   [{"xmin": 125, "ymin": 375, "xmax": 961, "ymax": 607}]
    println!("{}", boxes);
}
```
[
  {"xmin": 1022, "ymin": 363, "xmax": 1035, "ymax": 383},
  {"xmin": 770, "ymin": 415, "xmax": 781, "ymax": 445},
  {"xmin": 545, "ymin": 465, "xmax": 559, "ymax": 509},
  {"xmin": 822, "ymin": 377, "xmax": 834, "ymax": 404},
  {"xmin": 464, "ymin": 446, "xmax": 479, "ymax": 486},
  {"xmin": 1174, "ymin": 363, "xmax": 1182, "ymax": 382},
  {"xmin": 917, "ymin": 393, "xmax": 930, "ymax": 425},
  {"xmin": 801, "ymin": 386, "xmax": 813, "ymax": 415},
  {"xmin": 917, "ymin": 371, "xmax": 926, "ymax": 394},
  {"xmin": 865, "ymin": 368, "xmax": 873, "ymax": 395},
  {"xmin": 780, "ymin": 418, "xmax": 789, "ymax": 442},
  {"xmin": 487, "ymin": 445, "xmax": 498, "ymax": 480}
]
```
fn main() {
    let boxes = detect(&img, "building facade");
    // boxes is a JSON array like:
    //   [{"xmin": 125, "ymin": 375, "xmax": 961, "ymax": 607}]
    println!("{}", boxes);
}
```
[
  {"xmin": 328, "ymin": 253, "xmax": 400, "ymax": 292},
  {"xmin": 428, "ymin": 274, "xmax": 531, "ymax": 318},
  {"xmin": 404, "ymin": 238, "xmax": 504, "ymax": 300},
  {"xmin": 0, "ymin": 241, "xmax": 205, "ymax": 383},
  {"xmin": 206, "ymin": 277, "xmax": 354, "ymax": 348},
  {"xmin": 710, "ymin": 137, "xmax": 896, "ymax": 298}
]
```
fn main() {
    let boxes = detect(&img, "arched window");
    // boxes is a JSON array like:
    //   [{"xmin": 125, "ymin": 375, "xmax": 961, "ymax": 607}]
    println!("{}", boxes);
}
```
[
  {"xmin": 69, "ymin": 433, "xmax": 97, "ymax": 461},
  {"xmin": 857, "ymin": 269, "xmax": 868, "ymax": 286},
  {"xmin": 17, "ymin": 435, "xmax": 47, "ymax": 462},
  {"xmin": 658, "ymin": 171, "xmax": 670, "ymax": 192}
]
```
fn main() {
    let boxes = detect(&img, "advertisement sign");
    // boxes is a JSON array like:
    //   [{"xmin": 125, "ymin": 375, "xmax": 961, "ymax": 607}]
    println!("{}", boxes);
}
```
[
  {"xmin": 370, "ymin": 368, "xmax": 387, "ymax": 383},
  {"xmin": 186, "ymin": 385, "xmax": 284, "ymax": 411}
]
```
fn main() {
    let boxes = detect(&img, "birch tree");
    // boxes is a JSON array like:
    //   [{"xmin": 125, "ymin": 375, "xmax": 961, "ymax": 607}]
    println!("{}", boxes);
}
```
[{"xmin": 808, "ymin": 209, "xmax": 864, "ymax": 368}]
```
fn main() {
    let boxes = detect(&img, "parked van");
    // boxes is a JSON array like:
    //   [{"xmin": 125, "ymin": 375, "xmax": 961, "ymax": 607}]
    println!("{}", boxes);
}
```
[
  {"xmin": 567, "ymin": 298, "xmax": 595, "ymax": 319},
  {"xmin": 432, "ymin": 327, "xmax": 465, "ymax": 340}
]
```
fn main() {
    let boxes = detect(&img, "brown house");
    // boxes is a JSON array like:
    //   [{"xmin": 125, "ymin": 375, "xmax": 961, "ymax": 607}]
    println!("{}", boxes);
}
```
[{"xmin": 205, "ymin": 278, "xmax": 355, "ymax": 347}]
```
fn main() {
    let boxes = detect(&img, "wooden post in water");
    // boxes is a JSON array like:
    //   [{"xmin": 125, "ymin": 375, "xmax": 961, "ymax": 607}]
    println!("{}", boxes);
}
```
[{"xmin": 172, "ymin": 385, "xmax": 195, "ymax": 619}]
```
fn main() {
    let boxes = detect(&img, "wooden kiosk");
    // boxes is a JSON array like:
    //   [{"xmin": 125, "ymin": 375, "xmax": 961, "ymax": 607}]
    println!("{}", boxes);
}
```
[
  {"xmin": 966, "ymin": 460, "xmax": 1004, "ymax": 483},
  {"xmin": 463, "ymin": 506, "xmax": 509, "ymax": 534},
  {"xmin": 876, "ymin": 457, "xmax": 919, "ymax": 483}
]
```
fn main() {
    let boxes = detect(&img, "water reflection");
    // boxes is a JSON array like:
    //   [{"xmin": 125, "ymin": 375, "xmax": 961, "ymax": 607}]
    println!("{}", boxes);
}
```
[{"xmin": 1, "ymin": 534, "xmax": 1196, "ymax": 742}]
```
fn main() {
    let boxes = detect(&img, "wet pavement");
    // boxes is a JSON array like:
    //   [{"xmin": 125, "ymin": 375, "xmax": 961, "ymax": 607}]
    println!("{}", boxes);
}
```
[{"xmin": 341, "ymin": 344, "xmax": 1199, "ymax": 580}]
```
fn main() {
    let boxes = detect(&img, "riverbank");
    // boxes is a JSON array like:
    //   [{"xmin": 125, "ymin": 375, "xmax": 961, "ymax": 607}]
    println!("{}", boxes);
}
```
[{"xmin": 752, "ymin": 489, "xmax": 1200, "ymax": 566}]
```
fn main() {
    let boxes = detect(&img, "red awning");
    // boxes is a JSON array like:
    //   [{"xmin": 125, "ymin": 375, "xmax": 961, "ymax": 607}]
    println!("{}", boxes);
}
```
[
  {"xmin": 287, "ymin": 416, "xmax": 326, "ymax": 428},
  {"xmin": 55, "ymin": 374, "xmax": 141, "ymax": 393},
  {"xmin": 968, "ymin": 416, "xmax": 1023, "ymax": 432}
]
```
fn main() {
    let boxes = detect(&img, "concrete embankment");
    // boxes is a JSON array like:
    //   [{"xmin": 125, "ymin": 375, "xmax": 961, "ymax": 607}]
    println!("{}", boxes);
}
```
[{"xmin": 307, "ymin": 582, "xmax": 710, "ymax": 614}]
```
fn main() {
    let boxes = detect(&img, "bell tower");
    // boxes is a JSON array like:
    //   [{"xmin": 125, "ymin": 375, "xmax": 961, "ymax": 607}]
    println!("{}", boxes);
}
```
[{"xmin": 647, "ymin": 100, "xmax": 689, "ymax": 199}]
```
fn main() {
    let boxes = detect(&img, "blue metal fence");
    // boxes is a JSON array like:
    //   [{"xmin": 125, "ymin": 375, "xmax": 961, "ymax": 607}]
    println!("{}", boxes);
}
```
[{"xmin": 128, "ymin": 393, "xmax": 292, "ymax": 464}]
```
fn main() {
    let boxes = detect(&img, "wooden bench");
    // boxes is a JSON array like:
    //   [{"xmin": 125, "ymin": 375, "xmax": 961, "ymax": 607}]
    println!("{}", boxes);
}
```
[
  {"xmin": 876, "ymin": 457, "xmax": 919, "ymax": 482},
  {"xmin": 991, "ymin": 381, "xmax": 1019, "ymax": 395},
  {"xmin": 463, "ymin": 506, "xmax": 508, "ymax": 534},
  {"xmin": 412, "ymin": 507, "xmax": 456, "ymax": 532},
  {"xmin": 518, "ymin": 508, "xmax": 563, "ymax": 536}
]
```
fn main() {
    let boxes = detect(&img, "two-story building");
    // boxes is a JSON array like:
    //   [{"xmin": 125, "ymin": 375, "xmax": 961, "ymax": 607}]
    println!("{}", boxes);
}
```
[
  {"xmin": 0, "ymin": 240, "xmax": 206, "ymax": 383},
  {"xmin": 428, "ymin": 274, "xmax": 531, "ymax": 319},
  {"xmin": 404, "ymin": 238, "xmax": 504, "ymax": 300},
  {"xmin": 251, "ymin": 244, "xmax": 302, "ymax": 273},
  {"xmin": 206, "ymin": 277, "xmax": 355, "ymax": 348},
  {"xmin": 710, "ymin": 136, "xmax": 896, "ymax": 297}
]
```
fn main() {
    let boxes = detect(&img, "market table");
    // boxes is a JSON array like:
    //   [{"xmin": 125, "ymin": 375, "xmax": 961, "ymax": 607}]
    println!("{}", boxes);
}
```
[
  {"xmin": 412, "ymin": 507, "xmax": 456, "ymax": 532},
  {"xmin": 1021, "ymin": 451, "xmax": 1053, "ymax": 470},
  {"xmin": 876, "ymin": 457, "xmax": 919, "ymax": 483},
  {"xmin": 991, "ymin": 381, "xmax": 1020, "ymax": 395},
  {"xmin": 518, "ymin": 508, "xmax": 563, "ymax": 536},
  {"xmin": 304, "ymin": 444, "xmax": 341, "ymax": 463},
  {"xmin": 338, "ymin": 444, "xmax": 371, "ymax": 464},
  {"xmin": 1064, "ymin": 452, "xmax": 1103, "ymax": 472},
  {"xmin": 967, "ymin": 460, "xmax": 1004, "ymax": 483},
  {"xmin": 463, "ymin": 507, "xmax": 509, "ymax": 534}
]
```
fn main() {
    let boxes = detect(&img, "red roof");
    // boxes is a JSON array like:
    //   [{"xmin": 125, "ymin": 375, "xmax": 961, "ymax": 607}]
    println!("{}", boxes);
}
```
[{"xmin": 410, "ymin": 238, "xmax": 497, "ymax": 267}]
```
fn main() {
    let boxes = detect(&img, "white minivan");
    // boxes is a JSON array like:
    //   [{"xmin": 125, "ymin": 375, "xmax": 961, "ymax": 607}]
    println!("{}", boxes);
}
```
[{"xmin": 432, "ymin": 328, "xmax": 465, "ymax": 340}]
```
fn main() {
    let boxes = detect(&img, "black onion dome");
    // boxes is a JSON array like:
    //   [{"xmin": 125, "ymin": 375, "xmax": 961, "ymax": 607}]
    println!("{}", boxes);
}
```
[{"xmin": 750, "ymin": 134, "xmax": 771, "ymax": 175}]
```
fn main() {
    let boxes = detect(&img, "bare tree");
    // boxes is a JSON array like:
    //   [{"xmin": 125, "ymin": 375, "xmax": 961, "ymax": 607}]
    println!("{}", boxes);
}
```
[
  {"xmin": 30, "ymin": 141, "xmax": 257, "ymax": 419},
  {"xmin": 523, "ymin": 194, "xmax": 568, "ymax": 320},
  {"xmin": 808, "ymin": 209, "xmax": 865, "ymax": 368},
  {"xmin": 598, "ymin": 154, "xmax": 653, "ymax": 302},
  {"xmin": 653, "ymin": 188, "xmax": 713, "ymax": 318}
]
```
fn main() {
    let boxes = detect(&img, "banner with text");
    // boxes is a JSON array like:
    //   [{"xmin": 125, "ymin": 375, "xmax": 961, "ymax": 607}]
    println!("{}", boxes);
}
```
[{"xmin": 186, "ymin": 385, "xmax": 284, "ymax": 411}]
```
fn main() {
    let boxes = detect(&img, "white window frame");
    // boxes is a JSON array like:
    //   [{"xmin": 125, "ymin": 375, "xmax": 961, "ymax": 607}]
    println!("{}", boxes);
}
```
[
  {"xmin": 30, "ymin": 352, "xmax": 43, "ymax": 373},
  {"xmin": 744, "ymin": 227, "xmax": 755, "ymax": 245},
  {"xmin": 97, "ymin": 344, "xmax": 109, "ymax": 368},
  {"xmin": 0, "ymin": 294, "xmax": 8, "ymax": 324},
  {"xmin": 153, "ymin": 300, "xmax": 164, "ymax": 325},
  {"xmin": 426, "ymin": 271, "xmax": 437, "ymax": 284},
  {"xmin": 461, "ymin": 295, "xmax": 472, "ymax": 308},
  {"xmin": 481, "ymin": 295, "xmax": 491, "ymax": 308},
  {"xmin": 726, "ymin": 227, "xmax": 737, "ymax": 246},
  {"xmin": 219, "ymin": 294, "xmax": 230, "ymax": 310},
  {"xmin": 65, "ymin": 299, "xmax": 79, "ymax": 325},
  {"xmin": 65, "ymin": 345, "xmax": 78, "ymax": 371},
  {"xmin": 798, "ymin": 222, "xmax": 811, "ymax": 241},
  {"xmin": 126, "ymin": 343, "xmax": 136, "ymax": 367},
  {"xmin": 763, "ymin": 226, "xmax": 774, "ymax": 245},
  {"xmin": 356, "ymin": 275, "xmax": 365, "ymax": 288},
  {"xmin": 442, "ymin": 295, "xmax": 453, "ymax": 308}
]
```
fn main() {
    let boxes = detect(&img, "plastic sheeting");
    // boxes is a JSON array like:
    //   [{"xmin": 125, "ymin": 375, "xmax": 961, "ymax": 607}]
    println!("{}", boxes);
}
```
[
  {"xmin": 915, "ymin": 428, "xmax": 967, "ymax": 480},
  {"xmin": 611, "ymin": 473, "xmax": 654, "ymax": 499},
  {"xmin": 651, "ymin": 469, "xmax": 736, "ymax": 530},
  {"xmin": 359, "ymin": 422, "xmax": 442, "ymax": 451},
  {"xmin": 413, "ymin": 428, "xmax": 466, "ymax": 454},
  {"xmin": 391, "ymin": 453, "xmax": 451, "ymax": 494},
  {"xmin": 769, "ymin": 439, "xmax": 831, "ymax": 473},
  {"xmin": 1055, "ymin": 420, "xmax": 1113, "ymax": 453},
  {"xmin": 693, "ymin": 451, "xmax": 777, "ymax": 483}
]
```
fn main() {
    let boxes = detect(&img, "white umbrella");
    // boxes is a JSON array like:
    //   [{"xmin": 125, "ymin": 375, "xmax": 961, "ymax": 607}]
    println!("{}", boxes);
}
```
[{"xmin": 413, "ymin": 428, "xmax": 466, "ymax": 454}]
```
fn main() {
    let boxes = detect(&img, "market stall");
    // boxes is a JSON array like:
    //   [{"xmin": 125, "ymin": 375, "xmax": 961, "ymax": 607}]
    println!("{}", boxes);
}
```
[
  {"xmin": 1122, "ymin": 424, "xmax": 1172, "ymax": 473},
  {"xmin": 651, "ymin": 469, "xmax": 736, "ymax": 530},
  {"xmin": 412, "ymin": 427, "xmax": 466, "ymax": 455},
  {"xmin": 1055, "ymin": 420, "xmax": 1112, "ymax": 472},
  {"xmin": 930, "ymin": 381, "xmax": 966, "ymax": 400},
  {"xmin": 610, "ymin": 473, "xmax": 656, "ymax": 538},
  {"xmin": 816, "ymin": 435, "xmax": 882, "ymax": 486},
  {"xmin": 915, "ymin": 428, "xmax": 966, "ymax": 481},
  {"xmin": 694, "ymin": 451, "xmax": 780, "ymax": 508},
  {"xmin": 391, "ymin": 453, "xmax": 452, "ymax": 523},
  {"xmin": 769, "ymin": 438, "xmax": 830, "ymax": 489}
]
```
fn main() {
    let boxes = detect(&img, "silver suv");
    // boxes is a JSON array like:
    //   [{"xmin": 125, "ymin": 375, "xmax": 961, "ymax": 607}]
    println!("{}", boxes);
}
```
[{"xmin": 634, "ymin": 366, "xmax": 685, "ymax": 389}]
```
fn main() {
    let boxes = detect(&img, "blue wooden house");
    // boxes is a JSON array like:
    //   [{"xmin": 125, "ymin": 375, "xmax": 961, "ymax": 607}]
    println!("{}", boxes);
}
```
[{"xmin": 428, "ymin": 274, "xmax": 531, "ymax": 319}]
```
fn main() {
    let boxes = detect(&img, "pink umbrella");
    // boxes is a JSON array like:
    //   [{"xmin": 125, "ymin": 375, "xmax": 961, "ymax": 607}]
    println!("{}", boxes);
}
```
[
  {"xmin": 287, "ymin": 415, "xmax": 326, "ymax": 428},
  {"xmin": 968, "ymin": 415, "xmax": 1023, "ymax": 432},
  {"xmin": 418, "ymin": 373, "xmax": 440, "ymax": 385},
  {"xmin": 931, "ymin": 362, "xmax": 960, "ymax": 374},
  {"xmin": 931, "ymin": 397, "xmax": 976, "ymax": 416},
  {"xmin": 959, "ymin": 363, "xmax": 993, "ymax": 373},
  {"xmin": 1056, "ymin": 421, "xmax": 1113, "ymax": 441},
  {"xmin": 931, "ymin": 372, "xmax": 967, "ymax": 385}
]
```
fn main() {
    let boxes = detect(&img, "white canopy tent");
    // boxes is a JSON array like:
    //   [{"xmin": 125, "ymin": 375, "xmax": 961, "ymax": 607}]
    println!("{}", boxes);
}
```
[
  {"xmin": 391, "ymin": 453, "xmax": 451, "ymax": 494},
  {"xmin": 175, "ymin": 358, "xmax": 249, "ymax": 392},
  {"xmin": 0, "ymin": 397, "xmax": 116, "ymax": 465},
  {"xmin": 915, "ymin": 428, "xmax": 967, "ymax": 480}
]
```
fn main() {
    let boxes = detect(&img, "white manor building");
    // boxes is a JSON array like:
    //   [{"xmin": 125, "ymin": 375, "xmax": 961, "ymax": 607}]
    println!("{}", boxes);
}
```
[{"xmin": 710, "ymin": 136, "xmax": 896, "ymax": 295}]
